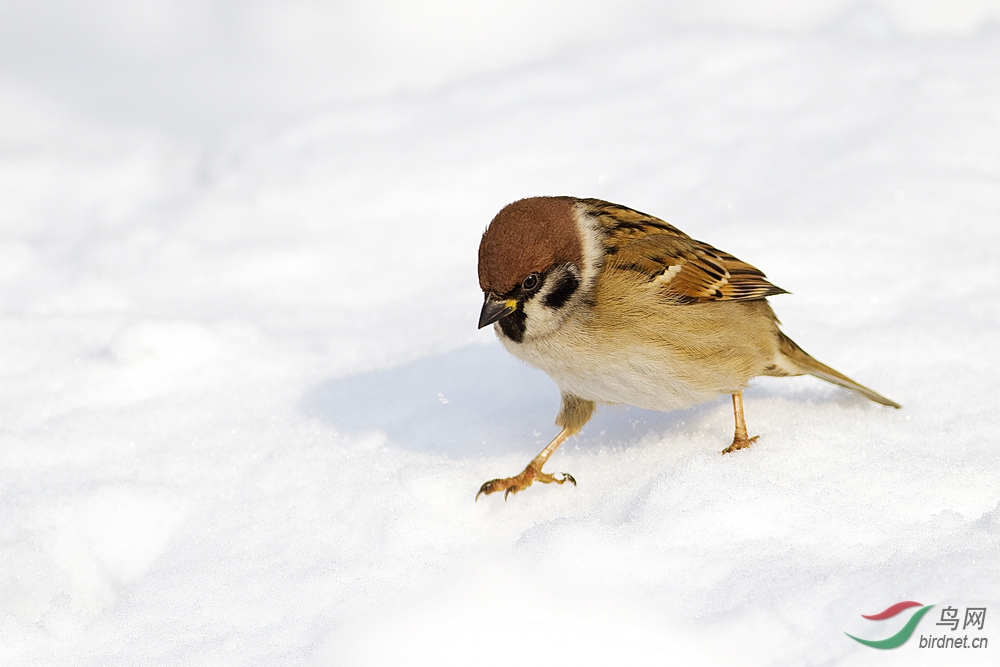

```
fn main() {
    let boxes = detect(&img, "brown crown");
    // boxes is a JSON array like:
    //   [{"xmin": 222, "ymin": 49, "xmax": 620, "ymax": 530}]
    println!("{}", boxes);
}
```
[{"xmin": 478, "ymin": 197, "xmax": 583, "ymax": 294}]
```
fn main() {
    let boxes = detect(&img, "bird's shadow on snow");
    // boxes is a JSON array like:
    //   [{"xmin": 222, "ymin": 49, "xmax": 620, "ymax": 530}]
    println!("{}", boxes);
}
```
[{"xmin": 300, "ymin": 343, "xmax": 708, "ymax": 459}]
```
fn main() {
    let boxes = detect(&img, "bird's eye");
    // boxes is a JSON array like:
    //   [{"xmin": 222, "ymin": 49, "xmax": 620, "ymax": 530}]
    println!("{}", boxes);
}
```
[{"xmin": 521, "ymin": 273, "xmax": 540, "ymax": 292}]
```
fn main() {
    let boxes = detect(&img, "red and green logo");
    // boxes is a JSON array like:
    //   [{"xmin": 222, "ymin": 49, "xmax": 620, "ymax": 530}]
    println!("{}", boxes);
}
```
[{"xmin": 846, "ymin": 601, "xmax": 935, "ymax": 649}]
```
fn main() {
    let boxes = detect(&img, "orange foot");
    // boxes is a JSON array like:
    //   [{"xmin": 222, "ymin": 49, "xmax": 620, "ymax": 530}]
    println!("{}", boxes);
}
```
[
  {"xmin": 476, "ymin": 465, "xmax": 576, "ymax": 500},
  {"xmin": 721, "ymin": 435, "xmax": 759, "ymax": 455}
]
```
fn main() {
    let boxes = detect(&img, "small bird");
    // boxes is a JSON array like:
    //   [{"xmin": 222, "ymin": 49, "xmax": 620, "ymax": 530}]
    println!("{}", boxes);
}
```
[{"xmin": 476, "ymin": 196, "xmax": 899, "ymax": 500}]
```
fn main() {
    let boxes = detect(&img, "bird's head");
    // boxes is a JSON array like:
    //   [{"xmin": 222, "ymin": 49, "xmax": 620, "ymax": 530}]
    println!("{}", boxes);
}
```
[{"xmin": 477, "ymin": 197, "xmax": 593, "ymax": 343}]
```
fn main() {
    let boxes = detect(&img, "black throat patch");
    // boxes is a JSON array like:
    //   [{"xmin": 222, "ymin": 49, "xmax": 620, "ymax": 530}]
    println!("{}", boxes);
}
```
[{"xmin": 498, "ymin": 309, "xmax": 527, "ymax": 343}]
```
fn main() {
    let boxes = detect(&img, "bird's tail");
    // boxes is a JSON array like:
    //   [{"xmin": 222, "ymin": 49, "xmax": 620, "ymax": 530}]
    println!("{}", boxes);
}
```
[{"xmin": 776, "ymin": 333, "xmax": 901, "ymax": 408}]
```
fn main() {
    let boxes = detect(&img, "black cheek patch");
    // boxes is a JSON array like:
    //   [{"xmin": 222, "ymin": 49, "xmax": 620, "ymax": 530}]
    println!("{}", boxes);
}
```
[
  {"xmin": 498, "ymin": 309, "xmax": 527, "ymax": 343},
  {"xmin": 543, "ymin": 271, "xmax": 580, "ymax": 310}
]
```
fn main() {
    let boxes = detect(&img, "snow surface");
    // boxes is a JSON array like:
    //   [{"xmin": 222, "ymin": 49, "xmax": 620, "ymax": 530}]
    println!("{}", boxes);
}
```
[{"xmin": 2, "ymin": 2, "xmax": 999, "ymax": 666}]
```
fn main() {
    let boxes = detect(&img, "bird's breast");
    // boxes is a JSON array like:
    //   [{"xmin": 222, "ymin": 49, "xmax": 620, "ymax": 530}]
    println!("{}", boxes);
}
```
[
  {"xmin": 496, "ymin": 299, "xmax": 778, "ymax": 412},
  {"xmin": 498, "ymin": 327, "xmax": 721, "ymax": 411}
]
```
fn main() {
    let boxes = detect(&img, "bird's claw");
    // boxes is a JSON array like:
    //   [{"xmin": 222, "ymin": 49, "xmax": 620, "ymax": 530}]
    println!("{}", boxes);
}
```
[
  {"xmin": 475, "ymin": 466, "xmax": 576, "ymax": 501},
  {"xmin": 721, "ymin": 435, "xmax": 759, "ymax": 454},
  {"xmin": 558, "ymin": 472, "xmax": 577, "ymax": 486},
  {"xmin": 475, "ymin": 478, "xmax": 505, "ymax": 501}
]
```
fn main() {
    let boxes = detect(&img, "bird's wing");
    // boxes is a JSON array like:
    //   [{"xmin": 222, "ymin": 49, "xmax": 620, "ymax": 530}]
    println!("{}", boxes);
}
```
[{"xmin": 583, "ymin": 200, "xmax": 787, "ymax": 303}]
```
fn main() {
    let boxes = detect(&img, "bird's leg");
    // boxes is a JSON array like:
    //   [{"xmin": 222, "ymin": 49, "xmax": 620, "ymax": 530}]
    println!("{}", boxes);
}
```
[
  {"xmin": 477, "ymin": 393, "xmax": 595, "ymax": 501},
  {"xmin": 476, "ymin": 428, "xmax": 576, "ymax": 500},
  {"xmin": 722, "ymin": 391, "xmax": 759, "ymax": 454}
]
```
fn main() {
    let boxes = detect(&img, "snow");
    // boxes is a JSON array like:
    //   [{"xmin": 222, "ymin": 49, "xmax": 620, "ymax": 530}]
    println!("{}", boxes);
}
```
[{"xmin": 2, "ymin": 2, "xmax": 999, "ymax": 665}]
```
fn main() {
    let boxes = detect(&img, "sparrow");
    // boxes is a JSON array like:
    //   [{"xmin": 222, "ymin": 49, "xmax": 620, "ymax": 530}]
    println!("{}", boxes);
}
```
[{"xmin": 475, "ymin": 196, "xmax": 899, "ymax": 500}]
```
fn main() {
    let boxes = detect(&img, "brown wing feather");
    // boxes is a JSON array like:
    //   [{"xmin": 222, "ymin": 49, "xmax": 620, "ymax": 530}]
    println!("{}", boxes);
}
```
[{"xmin": 582, "ymin": 199, "xmax": 787, "ymax": 303}]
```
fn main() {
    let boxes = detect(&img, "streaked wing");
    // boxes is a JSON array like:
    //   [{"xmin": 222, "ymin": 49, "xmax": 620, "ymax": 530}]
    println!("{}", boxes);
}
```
[{"xmin": 583, "ymin": 199, "xmax": 787, "ymax": 303}]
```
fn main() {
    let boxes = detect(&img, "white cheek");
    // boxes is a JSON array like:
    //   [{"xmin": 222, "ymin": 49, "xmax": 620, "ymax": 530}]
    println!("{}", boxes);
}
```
[
  {"xmin": 521, "ymin": 298, "xmax": 561, "ymax": 338},
  {"xmin": 520, "ymin": 280, "xmax": 578, "ymax": 340}
]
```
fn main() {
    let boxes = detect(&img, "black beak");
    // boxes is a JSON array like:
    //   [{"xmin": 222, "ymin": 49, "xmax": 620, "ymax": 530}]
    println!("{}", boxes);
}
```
[{"xmin": 478, "ymin": 294, "xmax": 518, "ymax": 329}]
